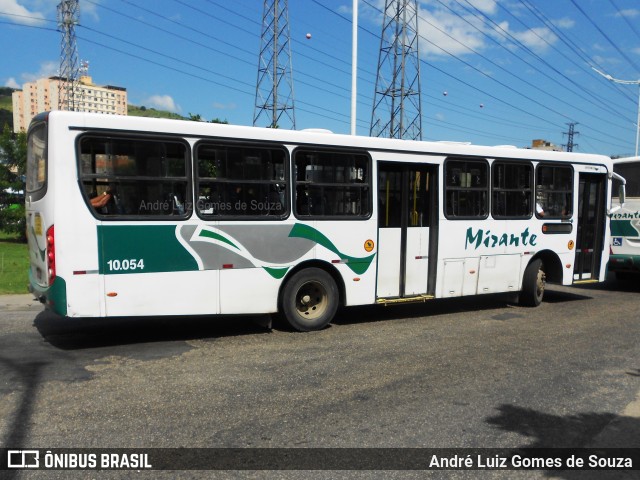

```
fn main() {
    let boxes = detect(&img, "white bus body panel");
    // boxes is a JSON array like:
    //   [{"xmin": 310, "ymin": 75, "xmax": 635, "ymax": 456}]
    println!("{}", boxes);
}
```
[
  {"xmin": 404, "ymin": 227, "xmax": 429, "ymax": 296},
  {"xmin": 26, "ymin": 112, "xmax": 615, "ymax": 319}
]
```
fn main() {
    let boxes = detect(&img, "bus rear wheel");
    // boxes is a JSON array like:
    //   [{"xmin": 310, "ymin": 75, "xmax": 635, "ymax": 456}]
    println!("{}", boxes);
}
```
[
  {"xmin": 281, "ymin": 268, "xmax": 338, "ymax": 331},
  {"xmin": 520, "ymin": 259, "xmax": 545, "ymax": 307}
]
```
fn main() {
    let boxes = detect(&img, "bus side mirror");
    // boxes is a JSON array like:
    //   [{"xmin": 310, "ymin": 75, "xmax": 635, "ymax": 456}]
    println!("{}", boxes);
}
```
[{"xmin": 608, "ymin": 171, "xmax": 626, "ymax": 215}]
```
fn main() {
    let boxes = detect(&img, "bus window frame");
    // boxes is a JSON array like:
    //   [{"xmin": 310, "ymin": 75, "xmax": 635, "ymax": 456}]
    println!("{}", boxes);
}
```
[
  {"xmin": 26, "ymin": 118, "xmax": 49, "ymax": 202},
  {"xmin": 76, "ymin": 133, "xmax": 193, "ymax": 221},
  {"xmin": 444, "ymin": 157, "xmax": 490, "ymax": 220},
  {"xmin": 292, "ymin": 146, "xmax": 372, "ymax": 221},
  {"xmin": 534, "ymin": 163, "xmax": 574, "ymax": 220},
  {"xmin": 194, "ymin": 140, "xmax": 291, "ymax": 221},
  {"xmin": 491, "ymin": 160, "xmax": 534, "ymax": 220}
]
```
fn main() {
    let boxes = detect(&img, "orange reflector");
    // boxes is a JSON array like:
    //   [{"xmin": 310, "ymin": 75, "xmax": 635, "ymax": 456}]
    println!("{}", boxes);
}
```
[
  {"xmin": 106, "ymin": 292, "xmax": 118, "ymax": 297},
  {"xmin": 469, "ymin": 269, "xmax": 476, "ymax": 274},
  {"xmin": 566, "ymin": 264, "xmax": 572, "ymax": 269},
  {"xmin": 353, "ymin": 278, "xmax": 360, "ymax": 282}
]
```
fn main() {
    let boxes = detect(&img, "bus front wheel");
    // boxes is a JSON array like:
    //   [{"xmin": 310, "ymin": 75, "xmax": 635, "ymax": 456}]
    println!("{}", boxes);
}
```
[
  {"xmin": 520, "ymin": 259, "xmax": 545, "ymax": 307},
  {"xmin": 281, "ymin": 268, "xmax": 339, "ymax": 331}
]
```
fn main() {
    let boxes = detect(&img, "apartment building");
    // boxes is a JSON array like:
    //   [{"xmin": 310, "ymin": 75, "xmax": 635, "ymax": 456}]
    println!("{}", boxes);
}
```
[{"xmin": 12, "ymin": 75, "xmax": 127, "ymax": 132}]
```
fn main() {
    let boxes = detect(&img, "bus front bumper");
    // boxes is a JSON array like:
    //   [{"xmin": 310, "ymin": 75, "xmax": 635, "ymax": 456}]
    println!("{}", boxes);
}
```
[{"xmin": 608, "ymin": 254, "xmax": 640, "ymax": 273}]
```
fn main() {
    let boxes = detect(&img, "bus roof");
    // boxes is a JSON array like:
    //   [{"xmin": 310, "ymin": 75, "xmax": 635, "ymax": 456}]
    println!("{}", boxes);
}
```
[
  {"xmin": 40, "ymin": 110, "xmax": 612, "ymax": 166},
  {"xmin": 613, "ymin": 156, "xmax": 640, "ymax": 164}
]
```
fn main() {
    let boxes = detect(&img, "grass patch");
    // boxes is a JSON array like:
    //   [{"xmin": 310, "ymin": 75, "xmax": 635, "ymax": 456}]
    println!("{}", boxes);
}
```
[{"xmin": 0, "ymin": 232, "xmax": 29, "ymax": 294}]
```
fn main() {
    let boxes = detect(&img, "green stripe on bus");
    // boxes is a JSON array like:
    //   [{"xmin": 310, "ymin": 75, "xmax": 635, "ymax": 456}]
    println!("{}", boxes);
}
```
[
  {"xmin": 50, "ymin": 276, "xmax": 67, "ymax": 316},
  {"xmin": 288, "ymin": 223, "xmax": 376, "ymax": 275},
  {"xmin": 198, "ymin": 229, "xmax": 240, "ymax": 249},
  {"xmin": 98, "ymin": 225, "xmax": 199, "ymax": 274},
  {"xmin": 263, "ymin": 266, "xmax": 289, "ymax": 279},
  {"xmin": 611, "ymin": 220, "xmax": 640, "ymax": 237}
]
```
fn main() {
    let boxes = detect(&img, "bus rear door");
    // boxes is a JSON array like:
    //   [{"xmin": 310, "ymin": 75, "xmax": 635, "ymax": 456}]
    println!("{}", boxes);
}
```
[
  {"xmin": 376, "ymin": 163, "xmax": 437, "ymax": 300},
  {"xmin": 574, "ymin": 172, "xmax": 606, "ymax": 281}
]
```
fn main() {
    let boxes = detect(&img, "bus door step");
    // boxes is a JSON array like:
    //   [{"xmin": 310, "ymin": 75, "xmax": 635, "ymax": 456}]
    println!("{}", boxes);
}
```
[
  {"xmin": 573, "ymin": 279, "xmax": 598, "ymax": 285},
  {"xmin": 376, "ymin": 294, "xmax": 435, "ymax": 306}
]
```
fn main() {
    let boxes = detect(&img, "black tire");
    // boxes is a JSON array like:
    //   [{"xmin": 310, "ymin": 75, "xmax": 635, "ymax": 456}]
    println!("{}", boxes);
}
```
[
  {"xmin": 281, "ymin": 268, "xmax": 339, "ymax": 331},
  {"xmin": 520, "ymin": 259, "xmax": 546, "ymax": 307}
]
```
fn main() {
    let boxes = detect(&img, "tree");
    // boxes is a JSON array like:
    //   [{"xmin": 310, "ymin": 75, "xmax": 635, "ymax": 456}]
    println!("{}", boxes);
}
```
[
  {"xmin": 188, "ymin": 113, "xmax": 228, "ymax": 124},
  {"xmin": 0, "ymin": 124, "xmax": 27, "ymax": 240}
]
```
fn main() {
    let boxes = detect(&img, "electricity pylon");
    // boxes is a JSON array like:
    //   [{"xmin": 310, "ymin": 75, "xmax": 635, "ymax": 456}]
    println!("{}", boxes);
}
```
[
  {"xmin": 254, "ymin": 0, "xmax": 296, "ymax": 129},
  {"xmin": 57, "ymin": 0, "xmax": 80, "ymax": 111},
  {"xmin": 562, "ymin": 122, "xmax": 579, "ymax": 152},
  {"xmin": 370, "ymin": 0, "xmax": 422, "ymax": 140}
]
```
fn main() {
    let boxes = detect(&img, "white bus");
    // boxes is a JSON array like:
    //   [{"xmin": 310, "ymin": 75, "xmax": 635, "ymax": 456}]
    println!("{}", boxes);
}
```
[
  {"xmin": 26, "ymin": 111, "xmax": 622, "ymax": 331},
  {"xmin": 610, "ymin": 156, "xmax": 639, "ymax": 279}
]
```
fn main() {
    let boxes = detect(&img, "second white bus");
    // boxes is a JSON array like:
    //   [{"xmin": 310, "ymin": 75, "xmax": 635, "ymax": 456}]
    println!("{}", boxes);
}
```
[
  {"xmin": 610, "ymin": 156, "xmax": 640, "ymax": 279},
  {"xmin": 26, "ymin": 112, "xmax": 622, "ymax": 330}
]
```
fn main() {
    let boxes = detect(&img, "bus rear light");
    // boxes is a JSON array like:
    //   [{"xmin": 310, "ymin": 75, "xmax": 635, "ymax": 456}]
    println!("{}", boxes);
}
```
[{"xmin": 46, "ymin": 225, "xmax": 56, "ymax": 285}]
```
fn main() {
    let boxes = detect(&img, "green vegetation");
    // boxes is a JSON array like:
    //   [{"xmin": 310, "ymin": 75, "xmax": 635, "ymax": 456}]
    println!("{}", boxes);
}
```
[
  {"xmin": 0, "ymin": 231, "xmax": 28, "ymax": 294},
  {"xmin": 127, "ymin": 104, "xmax": 186, "ymax": 120},
  {"xmin": 0, "ymin": 95, "xmax": 12, "ymax": 110},
  {"xmin": 0, "ymin": 124, "xmax": 26, "ymax": 241},
  {"xmin": 127, "ymin": 105, "xmax": 228, "ymax": 124}
]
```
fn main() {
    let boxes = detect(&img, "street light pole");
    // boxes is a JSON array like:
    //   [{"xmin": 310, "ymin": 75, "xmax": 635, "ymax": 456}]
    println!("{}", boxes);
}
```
[
  {"xmin": 351, "ymin": 0, "xmax": 358, "ymax": 136},
  {"xmin": 593, "ymin": 67, "xmax": 640, "ymax": 156}
]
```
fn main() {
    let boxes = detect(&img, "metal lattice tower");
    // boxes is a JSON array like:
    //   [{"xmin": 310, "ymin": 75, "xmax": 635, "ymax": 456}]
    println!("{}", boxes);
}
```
[
  {"xmin": 562, "ymin": 122, "xmax": 579, "ymax": 152},
  {"xmin": 370, "ymin": 0, "xmax": 422, "ymax": 140},
  {"xmin": 57, "ymin": 0, "xmax": 80, "ymax": 111},
  {"xmin": 253, "ymin": 0, "xmax": 296, "ymax": 129}
]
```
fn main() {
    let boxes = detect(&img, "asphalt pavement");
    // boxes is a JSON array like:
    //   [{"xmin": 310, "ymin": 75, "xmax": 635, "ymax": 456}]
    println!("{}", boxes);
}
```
[{"xmin": 2, "ymin": 291, "xmax": 639, "ymax": 451}]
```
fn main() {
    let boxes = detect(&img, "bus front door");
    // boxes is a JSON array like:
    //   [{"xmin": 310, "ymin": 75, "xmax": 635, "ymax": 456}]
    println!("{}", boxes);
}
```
[
  {"xmin": 574, "ymin": 173, "xmax": 606, "ymax": 281},
  {"xmin": 377, "ymin": 163, "xmax": 437, "ymax": 299}
]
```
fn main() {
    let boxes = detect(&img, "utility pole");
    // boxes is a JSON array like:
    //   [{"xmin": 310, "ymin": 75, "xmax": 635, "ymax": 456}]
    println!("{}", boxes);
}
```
[
  {"xmin": 562, "ymin": 122, "xmax": 579, "ymax": 152},
  {"xmin": 57, "ymin": 0, "xmax": 80, "ymax": 111},
  {"xmin": 370, "ymin": 0, "xmax": 422, "ymax": 140},
  {"xmin": 254, "ymin": 0, "xmax": 296, "ymax": 129}
]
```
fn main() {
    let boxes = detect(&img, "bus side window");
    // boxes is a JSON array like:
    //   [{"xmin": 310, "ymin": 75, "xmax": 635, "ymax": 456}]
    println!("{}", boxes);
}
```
[
  {"xmin": 79, "ymin": 136, "xmax": 191, "ymax": 219},
  {"xmin": 195, "ymin": 143, "xmax": 289, "ymax": 219},
  {"xmin": 535, "ymin": 164, "xmax": 573, "ymax": 219},
  {"xmin": 293, "ymin": 149, "xmax": 371, "ymax": 219},
  {"xmin": 444, "ymin": 158, "xmax": 489, "ymax": 219},
  {"xmin": 492, "ymin": 161, "xmax": 533, "ymax": 219}
]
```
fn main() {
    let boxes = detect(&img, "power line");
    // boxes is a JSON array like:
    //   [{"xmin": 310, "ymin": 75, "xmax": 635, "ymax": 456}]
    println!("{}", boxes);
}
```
[
  {"xmin": 568, "ymin": 0, "xmax": 640, "ymax": 73},
  {"xmin": 450, "ymin": 0, "xmax": 634, "ymax": 125},
  {"xmin": 309, "ymin": 0, "xmax": 633, "ymax": 148},
  {"xmin": 516, "ymin": 0, "xmax": 636, "ymax": 106},
  {"xmin": 608, "ymin": 0, "xmax": 640, "ymax": 44}
]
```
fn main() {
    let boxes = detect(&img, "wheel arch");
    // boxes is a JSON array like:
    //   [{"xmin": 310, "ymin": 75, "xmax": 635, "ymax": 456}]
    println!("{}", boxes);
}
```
[
  {"xmin": 529, "ymin": 249, "xmax": 563, "ymax": 284},
  {"xmin": 278, "ymin": 260, "xmax": 346, "ymax": 311}
]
